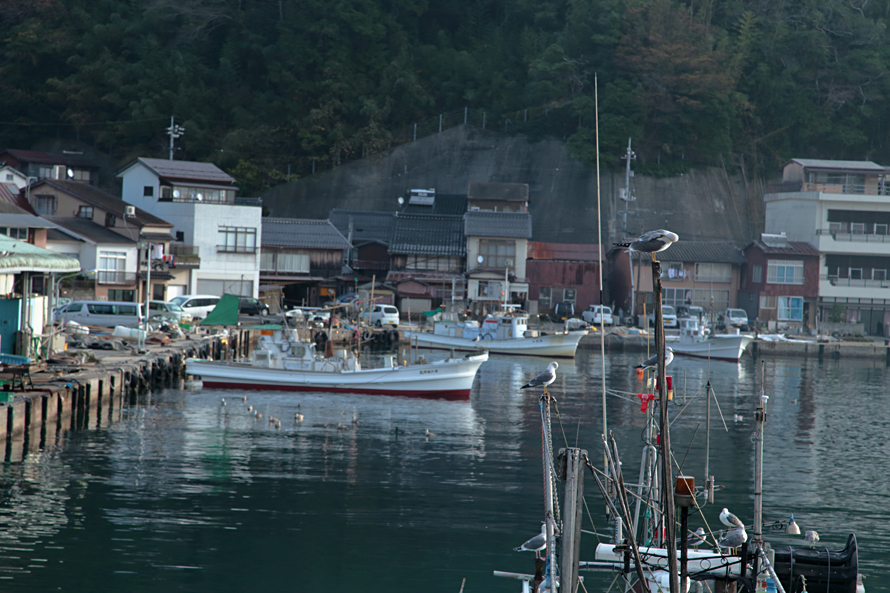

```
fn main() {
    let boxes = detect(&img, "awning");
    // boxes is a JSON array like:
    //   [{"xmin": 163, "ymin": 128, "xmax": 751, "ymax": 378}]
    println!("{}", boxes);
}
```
[
  {"xmin": 200, "ymin": 293, "xmax": 240, "ymax": 326},
  {"xmin": 0, "ymin": 234, "xmax": 80, "ymax": 274}
]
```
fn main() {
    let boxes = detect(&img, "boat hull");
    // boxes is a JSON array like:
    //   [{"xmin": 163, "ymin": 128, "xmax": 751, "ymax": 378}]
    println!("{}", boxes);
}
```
[
  {"xmin": 668, "ymin": 334, "xmax": 753, "ymax": 362},
  {"xmin": 403, "ymin": 330, "xmax": 585, "ymax": 358},
  {"xmin": 185, "ymin": 353, "xmax": 488, "ymax": 401}
]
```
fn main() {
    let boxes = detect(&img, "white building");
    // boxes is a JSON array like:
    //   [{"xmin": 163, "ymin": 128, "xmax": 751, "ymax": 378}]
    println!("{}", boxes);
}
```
[
  {"xmin": 117, "ymin": 158, "xmax": 261, "ymax": 297},
  {"xmin": 764, "ymin": 158, "xmax": 890, "ymax": 336}
]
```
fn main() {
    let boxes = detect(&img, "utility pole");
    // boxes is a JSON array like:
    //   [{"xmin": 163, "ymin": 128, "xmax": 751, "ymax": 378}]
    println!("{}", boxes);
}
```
[
  {"xmin": 167, "ymin": 116, "xmax": 185, "ymax": 160},
  {"xmin": 622, "ymin": 138, "xmax": 637, "ymax": 324}
]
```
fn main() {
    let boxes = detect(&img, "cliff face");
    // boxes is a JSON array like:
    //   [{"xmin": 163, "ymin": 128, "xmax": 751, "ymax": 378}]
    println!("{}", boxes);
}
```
[{"xmin": 261, "ymin": 125, "xmax": 762, "ymax": 246}]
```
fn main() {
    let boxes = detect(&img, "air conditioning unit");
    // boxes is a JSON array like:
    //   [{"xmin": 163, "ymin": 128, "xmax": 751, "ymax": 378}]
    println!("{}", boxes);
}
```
[{"xmin": 125, "ymin": 205, "xmax": 136, "ymax": 217}]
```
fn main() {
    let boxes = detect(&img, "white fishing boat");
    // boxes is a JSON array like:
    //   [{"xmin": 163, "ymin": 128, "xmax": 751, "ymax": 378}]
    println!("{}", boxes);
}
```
[
  {"xmin": 405, "ymin": 310, "xmax": 587, "ymax": 358},
  {"xmin": 667, "ymin": 316, "xmax": 753, "ymax": 362},
  {"xmin": 185, "ymin": 328, "xmax": 488, "ymax": 400}
]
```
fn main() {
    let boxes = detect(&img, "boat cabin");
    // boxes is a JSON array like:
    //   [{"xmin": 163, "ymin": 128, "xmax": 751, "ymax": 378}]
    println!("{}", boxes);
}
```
[
  {"xmin": 253, "ymin": 329, "xmax": 363, "ymax": 371},
  {"xmin": 433, "ymin": 314, "xmax": 529, "ymax": 340}
]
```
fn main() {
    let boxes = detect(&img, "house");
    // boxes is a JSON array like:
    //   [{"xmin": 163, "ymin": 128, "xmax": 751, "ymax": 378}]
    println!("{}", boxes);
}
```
[
  {"xmin": 0, "ymin": 149, "xmax": 99, "ymax": 185},
  {"xmin": 329, "ymin": 209, "xmax": 394, "ymax": 277},
  {"xmin": 741, "ymin": 233, "xmax": 820, "ymax": 331},
  {"xmin": 117, "ymin": 158, "xmax": 261, "ymax": 298},
  {"xmin": 625, "ymin": 241, "xmax": 747, "ymax": 321},
  {"xmin": 387, "ymin": 212, "xmax": 466, "ymax": 313},
  {"xmin": 260, "ymin": 218, "xmax": 352, "ymax": 307},
  {"xmin": 0, "ymin": 234, "xmax": 80, "ymax": 357},
  {"xmin": 526, "ymin": 242, "xmax": 602, "ymax": 315},
  {"xmin": 467, "ymin": 181, "xmax": 528, "ymax": 212},
  {"xmin": 0, "ymin": 164, "xmax": 30, "ymax": 189},
  {"xmin": 464, "ymin": 211, "xmax": 532, "ymax": 311},
  {"xmin": 764, "ymin": 158, "xmax": 890, "ymax": 336},
  {"xmin": 26, "ymin": 179, "xmax": 179, "ymax": 302}
]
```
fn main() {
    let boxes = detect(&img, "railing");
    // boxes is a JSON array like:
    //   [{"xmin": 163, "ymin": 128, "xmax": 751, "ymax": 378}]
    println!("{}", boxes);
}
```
[
  {"xmin": 97, "ymin": 272, "xmax": 137, "ymax": 285},
  {"xmin": 217, "ymin": 245, "xmax": 257, "ymax": 254},
  {"xmin": 159, "ymin": 196, "xmax": 234, "ymax": 204},
  {"xmin": 765, "ymin": 181, "xmax": 890, "ymax": 196},
  {"xmin": 350, "ymin": 259, "xmax": 390, "ymax": 270},
  {"xmin": 816, "ymin": 229, "xmax": 890, "ymax": 243},
  {"xmin": 234, "ymin": 197, "xmax": 263, "ymax": 207},
  {"xmin": 821, "ymin": 275, "xmax": 890, "ymax": 288}
]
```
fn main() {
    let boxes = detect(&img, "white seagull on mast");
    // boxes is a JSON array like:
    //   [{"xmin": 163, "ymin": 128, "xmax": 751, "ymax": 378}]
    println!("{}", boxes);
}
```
[
  {"xmin": 614, "ymin": 229, "xmax": 680, "ymax": 261},
  {"xmin": 521, "ymin": 362, "xmax": 558, "ymax": 396}
]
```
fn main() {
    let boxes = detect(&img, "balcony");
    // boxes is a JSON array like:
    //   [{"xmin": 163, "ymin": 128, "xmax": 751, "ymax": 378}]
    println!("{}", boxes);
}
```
[
  {"xmin": 97, "ymin": 271, "xmax": 137, "ymax": 285},
  {"xmin": 822, "ymin": 275, "xmax": 890, "ymax": 288},
  {"xmin": 766, "ymin": 181, "xmax": 890, "ymax": 196},
  {"xmin": 169, "ymin": 244, "xmax": 201, "ymax": 268},
  {"xmin": 816, "ymin": 229, "xmax": 890, "ymax": 243},
  {"xmin": 815, "ymin": 229, "xmax": 890, "ymax": 256}
]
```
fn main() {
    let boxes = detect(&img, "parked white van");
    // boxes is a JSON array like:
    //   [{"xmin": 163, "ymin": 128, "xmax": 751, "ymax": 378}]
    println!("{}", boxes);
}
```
[
  {"xmin": 169, "ymin": 295, "xmax": 221, "ymax": 320},
  {"xmin": 359, "ymin": 304, "xmax": 400, "ymax": 328},
  {"xmin": 54, "ymin": 301, "xmax": 144, "ymax": 329}
]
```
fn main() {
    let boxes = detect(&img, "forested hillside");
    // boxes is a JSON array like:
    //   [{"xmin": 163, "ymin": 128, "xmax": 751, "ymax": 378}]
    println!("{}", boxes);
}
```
[{"xmin": 2, "ymin": 0, "xmax": 889, "ymax": 194}]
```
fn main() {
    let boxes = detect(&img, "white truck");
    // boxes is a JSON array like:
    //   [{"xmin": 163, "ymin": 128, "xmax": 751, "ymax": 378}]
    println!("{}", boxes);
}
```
[{"xmin": 722, "ymin": 308, "xmax": 749, "ymax": 331}]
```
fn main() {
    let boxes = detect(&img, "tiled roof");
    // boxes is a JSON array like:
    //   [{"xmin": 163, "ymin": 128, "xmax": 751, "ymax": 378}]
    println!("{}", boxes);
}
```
[
  {"xmin": 747, "ymin": 239, "xmax": 820, "ymax": 257},
  {"xmin": 133, "ymin": 158, "xmax": 236, "ymax": 184},
  {"xmin": 0, "ymin": 213, "xmax": 55, "ymax": 229},
  {"xmin": 0, "ymin": 148, "xmax": 95, "ymax": 168},
  {"xmin": 390, "ymin": 213, "xmax": 466, "ymax": 256},
  {"xmin": 47, "ymin": 228, "xmax": 83, "ymax": 242},
  {"xmin": 0, "ymin": 183, "xmax": 36, "ymax": 214},
  {"xmin": 631, "ymin": 241, "xmax": 747, "ymax": 264},
  {"xmin": 45, "ymin": 217, "xmax": 137, "ymax": 245},
  {"xmin": 35, "ymin": 180, "xmax": 173, "ymax": 227},
  {"xmin": 400, "ymin": 194, "xmax": 468, "ymax": 215},
  {"xmin": 262, "ymin": 218, "xmax": 351, "ymax": 249},
  {"xmin": 528, "ymin": 242, "xmax": 601, "ymax": 261},
  {"xmin": 788, "ymin": 158, "xmax": 885, "ymax": 172},
  {"xmin": 468, "ymin": 181, "xmax": 529, "ymax": 201},
  {"xmin": 465, "ymin": 211, "xmax": 532, "ymax": 239},
  {"xmin": 329, "ymin": 209, "xmax": 394, "ymax": 244}
]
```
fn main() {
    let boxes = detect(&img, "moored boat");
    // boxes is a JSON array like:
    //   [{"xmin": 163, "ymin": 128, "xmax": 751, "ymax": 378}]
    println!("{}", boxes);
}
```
[
  {"xmin": 405, "ymin": 310, "xmax": 586, "ymax": 358},
  {"xmin": 667, "ymin": 316, "xmax": 753, "ymax": 362},
  {"xmin": 185, "ymin": 328, "xmax": 488, "ymax": 400}
]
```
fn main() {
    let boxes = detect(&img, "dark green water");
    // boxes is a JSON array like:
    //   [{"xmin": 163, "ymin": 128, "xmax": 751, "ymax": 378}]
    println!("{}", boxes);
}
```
[{"xmin": 0, "ymin": 350, "xmax": 885, "ymax": 592}]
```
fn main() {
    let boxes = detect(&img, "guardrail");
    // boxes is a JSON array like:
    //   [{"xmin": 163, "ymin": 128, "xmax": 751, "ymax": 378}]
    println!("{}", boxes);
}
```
[{"xmin": 816, "ymin": 229, "xmax": 890, "ymax": 243}]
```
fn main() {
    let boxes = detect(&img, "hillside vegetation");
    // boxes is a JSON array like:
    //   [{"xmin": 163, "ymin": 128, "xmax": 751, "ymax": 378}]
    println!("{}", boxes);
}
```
[{"xmin": 3, "ymin": 0, "xmax": 889, "ymax": 193}]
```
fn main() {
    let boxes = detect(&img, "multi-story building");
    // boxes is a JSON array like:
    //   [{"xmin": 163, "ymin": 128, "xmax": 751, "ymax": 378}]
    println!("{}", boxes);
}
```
[
  {"xmin": 764, "ymin": 158, "xmax": 890, "ymax": 336},
  {"xmin": 118, "ymin": 158, "xmax": 261, "ymax": 298}
]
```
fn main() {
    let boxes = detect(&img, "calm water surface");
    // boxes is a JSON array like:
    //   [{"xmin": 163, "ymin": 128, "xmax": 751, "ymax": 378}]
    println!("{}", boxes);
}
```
[{"xmin": 0, "ymin": 349, "xmax": 887, "ymax": 592}]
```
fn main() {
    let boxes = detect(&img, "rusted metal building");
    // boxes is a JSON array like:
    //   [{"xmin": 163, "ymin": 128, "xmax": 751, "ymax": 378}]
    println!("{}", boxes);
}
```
[{"xmin": 526, "ymin": 242, "xmax": 602, "ymax": 315}]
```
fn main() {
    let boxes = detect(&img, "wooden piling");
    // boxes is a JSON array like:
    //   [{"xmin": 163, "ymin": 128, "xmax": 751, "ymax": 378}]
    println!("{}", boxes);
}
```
[{"xmin": 558, "ymin": 447, "xmax": 586, "ymax": 593}]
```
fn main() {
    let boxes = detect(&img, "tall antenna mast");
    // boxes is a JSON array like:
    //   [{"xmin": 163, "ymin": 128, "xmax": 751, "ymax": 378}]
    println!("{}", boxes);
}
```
[
  {"xmin": 620, "ymin": 138, "xmax": 636, "ymax": 239},
  {"xmin": 167, "ymin": 116, "xmax": 186, "ymax": 160}
]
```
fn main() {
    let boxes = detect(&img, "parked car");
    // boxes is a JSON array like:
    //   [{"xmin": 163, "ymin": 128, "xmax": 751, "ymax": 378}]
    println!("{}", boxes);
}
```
[
  {"xmin": 553, "ymin": 302, "xmax": 575, "ymax": 321},
  {"xmin": 582, "ymin": 305, "xmax": 613, "ymax": 326},
  {"xmin": 647, "ymin": 304, "xmax": 678, "ymax": 328},
  {"xmin": 359, "ymin": 304, "xmax": 400, "ymax": 328},
  {"xmin": 285, "ymin": 307, "xmax": 330, "ymax": 325},
  {"xmin": 724, "ymin": 308, "xmax": 749, "ymax": 330},
  {"xmin": 148, "ymin": 300, "xmax": 192, "ymax": 323},
  {"xmin": 54, "ymin": 300, "xmax": 144, "ymax": 329},
  {"xmin": 169, "ymin": 295, "xmax": 221, "ymax": 320},
  {"xmin": 238, "ymin": 297, "xmax": 269, "ymax": 316}
]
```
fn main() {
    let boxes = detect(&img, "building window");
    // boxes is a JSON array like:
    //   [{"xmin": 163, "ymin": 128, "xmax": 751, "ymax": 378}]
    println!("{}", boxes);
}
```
[
  {"xmin": 77, "ymin": 206, "xmax": 93, "ymax": 219},
  {"xmin": 107, "ymin": 289, "xmax": 136, "ymax": 301},
  {"xmin": 873, "ymin": 269, "xmax": 887, "ymax": 281},
  {"xmin": 777, "ymin": 296, "xmax": 803, "ymax": 321},
  {"xmin": 875, "ymin": 224, "xmax": 888, "ymax": 236},
  {"xmin": 752, "ymin": 264, "xmax": 762, "ymax": 283},
  {"xmin": 175, "ymin": 231, "xmax": 184, "ymax": 242},
  {"xmin": 68, "ymin": 169, "xmax": 90, "ymax": 182},
  {"xmin": 262, "ymin": 252, "xmax": 310, "ymax": 273},
  {"xmin": 218, "ymin": 227, "xmax": 257, "ymax": 253},
  {"xmin": 0, "ymin": 227, "xmax": 28, "ymax": 240},
  {"xmin": 692, "ymin": 289, "xmax": 730, "ymax": 312},
  {"xmin": 478, "ymin": 240, "xmax": 516, "ymax": 269},
  {"xmin": 849, "ymin": 268, "xmax": 863, "ymax": 280},
  {"xmin": 35, "ymin": 194, "xmax": 57, "ymax": 215},
  {"xmin": 98, "ymin": 251, "xmax": 128, "ymax": 284},
  {"xmin": 694, "ymin": 263, "xmax": 731, "ymax": 283},
  {"xmin": 850, "ymin": 222, "xmax": 866, "ymax": 234},
  {"xmin": 662, "ymin": 288, "xmax": 692, "ymax": 308},
  {"xmin": 760, "ymin": 295, "xmax": 777, "ymax": 309},
  {"xmin": 662, "ymin": 262, "xmax": 685, "ymax": 280},
  {"xmin": 563, "ymin": 288, "xmax": 576, "ymax": 304},
  {"xmin": 767, "ymin": 260, "xmax": 803, "ymax": 285},
  {"xmin": 5, "ymin": 174, "xmax": 12, "ymax": 181},
  {"xmin": 539, "ymin": 287, "xmax": 552, "ymax": 309},
  {"xmin": 476, "ymin": 280, "xmax": 503, "ymax": 300},
  {"xmin": 143, "ymin": 186, "xmax": 154, "ymax": 197}
]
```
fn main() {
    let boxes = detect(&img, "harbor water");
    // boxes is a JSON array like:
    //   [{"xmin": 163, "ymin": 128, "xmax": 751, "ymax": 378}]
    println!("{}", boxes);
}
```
[{"xmin": 0, "ymin": 349, "xmax": 886, "ymax": 592}]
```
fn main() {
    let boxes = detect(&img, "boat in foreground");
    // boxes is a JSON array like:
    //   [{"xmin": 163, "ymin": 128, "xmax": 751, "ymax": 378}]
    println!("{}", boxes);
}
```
[
  {"xmin": 186, "ymin": 329, "xmax": 488, "ymax": 400},
  {"xmin": 667, "ymin": 316, "xmax": 753, "ymax": 362},
  {"xmin": 405, "ymin": 310, "xmax": 586, "ymax": 358}
]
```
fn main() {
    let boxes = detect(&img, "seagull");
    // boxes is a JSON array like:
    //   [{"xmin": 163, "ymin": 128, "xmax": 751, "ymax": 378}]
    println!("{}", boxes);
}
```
[
  {"xmin": 514, "ymin": 524, "xmax": 548, "ymax": 558},
  {"xmin": 248, "ymin": 405, "xmax": 253, "ymax": 412},
  {"xmin": 472, "ymin": 334, "xmax": 481, "ymax": 343},
  {"xmin": 718, "ymin": 526, "xmax": 748, "ymax": 550},
  {"xmin": 294, "ymin": 412, "xmax": 304, "ymax": 422},
  {"xmin": 220, "ymin": 398, "xmax": 226, "ymax": 406},
  {"xmin": 242, "ymin": 395, "xmax": 248, "ymax": 403},
  {"xmin": 635, "ymin": 347, "xmax": 674, "ymax": 371},
  {"xmin": 521, "ymin": 362, "xmax": 558, "ymax": 396},
  {"xmin": 719, "ymin": 507, "xmax": 745, "ymax": 529},
  {"xmin": 425, "ymin": 428, "xmax": 436, "ymax": 438},
  {"xmin": 805, "ymin": 530, "xmax": 820, "ymax": 547},
  {"xmin": 689, "ymin": 527, "xmax": 707, "ymax": 547},
  {"xmin": 614, "ymin": 229, "xmax": 680, "ymax": 261}
]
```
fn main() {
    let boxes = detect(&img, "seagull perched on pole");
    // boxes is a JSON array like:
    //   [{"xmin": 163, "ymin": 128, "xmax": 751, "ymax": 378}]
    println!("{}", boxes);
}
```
[
  {"xmin": 719, "ymin": 507, "xmax": 745, "ymax": 529},
  {"xmin": 635, "ymin": 347, "xmax": 673, "ymax": 371},
  {"xmin": 718, "ymin": 526, "xmax": 748, "ymax": 550},
  {"xmin": 521, "ymin": 362, "xmax": 558, "ymax": 396},
  {"xmin": 614, "ymin": 229, "xmax": 680, "ymax": 261}
]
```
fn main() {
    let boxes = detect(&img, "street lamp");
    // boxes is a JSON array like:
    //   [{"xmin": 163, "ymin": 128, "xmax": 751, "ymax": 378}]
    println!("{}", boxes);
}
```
[
  {"xmin": 49, "ymin": 269, "xmax": 96, "ymax": 357},
  {"xmin": 138, "ymin": 240, "xmax": 152, "ymax": 343}
]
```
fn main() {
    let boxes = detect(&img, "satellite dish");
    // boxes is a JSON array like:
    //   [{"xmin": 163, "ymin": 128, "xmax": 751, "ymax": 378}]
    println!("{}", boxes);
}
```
[
  {"xmin": 398, "ymin": 197, "xmax": 404, "ymax": 205},
  {"xmin": 173, "ymin": 189, "xmax": 181, "ymax": 198},
  {"xmin": 196, "ymin": 193, "xmax": 203, "ymax": 201},
  {"xmin": 66, "ymin": 168, "xmax": 74, "ymax": 178},
  {"xmin": 477, "ymin": 255, "xmax": 484, "ymax": 264}
]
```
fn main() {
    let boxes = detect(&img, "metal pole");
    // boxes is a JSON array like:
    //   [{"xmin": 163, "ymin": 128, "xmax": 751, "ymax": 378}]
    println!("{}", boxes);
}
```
[
  {"xmin": 754, "ymin": 363, "xmax": 766, "ymax": 547},
  {"xmin": 594, "ymin": 75, "xmax": 610, "ymax": 485},
  {"xmin": 653, "ymin": 260, "xmax": 679, "ymax": 592},
  {"xmin": 169, "ymin": 116, "xmax": 175, "ymax": 160},
  {"xmin": 560, "ymin": 447, "xmax": 585, "ymax": 593},
  {"xmin": 540, "ymin": 396, "xmax": 558, "ymax": 593},
  {"xmin": 48, "ymin": 274, "xmax": 56, "ymax": 359},
  {"xmin": 144, "ymin": 241, "xmax": 151, "ymax": 347}
]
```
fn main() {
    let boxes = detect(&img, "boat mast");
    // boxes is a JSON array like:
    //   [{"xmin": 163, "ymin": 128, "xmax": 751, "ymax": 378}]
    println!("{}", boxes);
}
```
[{"xmin": 753, "ymin": 362, "xmax": 766, "ymax": 547}]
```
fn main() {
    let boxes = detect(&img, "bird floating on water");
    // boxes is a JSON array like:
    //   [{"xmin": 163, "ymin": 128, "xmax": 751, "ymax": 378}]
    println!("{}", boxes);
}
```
[
  {"xmin": 294, "ymin": 412, "xmax": 304, "ymax": 422},
  {"xmin": 425, "ymin": 428, "xmax": 436, "ymax": 439},
  {"xmin": 248, "ymin": 405, "xmax": 253, "ymax": 412},
  {"xmin": 805, "ymin": 530, "xmax": 820, "ymax": 548},
  {"xmin": 220, "ymin": 398, "xmax": 226, "ymax": 406},
  {"xmin": 614, "ymin": 229, "xmax": 680, "ymax": 262},
  {"xmin": 719, "ymin": 507, "xmax": 745, "ymax": 529},
  {"xmin": 635, "ymin": 348, "xmax": 674, "ymax": 371},
  {"xmin": 521, "ymin": 362, "xmax": 558, "ymax": 396},
  {"xmin": 242, "ymin": 395, "xmax": 248, "ymax": 403}
]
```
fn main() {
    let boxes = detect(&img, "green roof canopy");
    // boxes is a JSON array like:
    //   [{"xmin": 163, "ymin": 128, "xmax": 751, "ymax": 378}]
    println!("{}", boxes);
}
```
[
  {"xmin": 200, "ymin": 294, "xmax": 240, "ymax": 326},
  {"xmin": 0, "ymin": 235, "xmax": 80, "ymax": 274}
]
